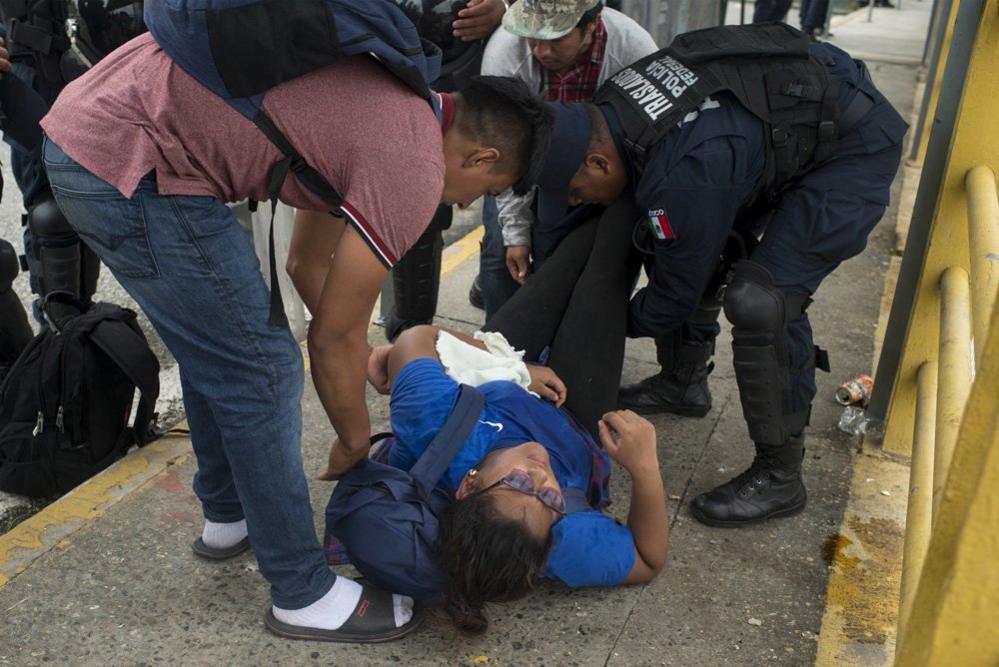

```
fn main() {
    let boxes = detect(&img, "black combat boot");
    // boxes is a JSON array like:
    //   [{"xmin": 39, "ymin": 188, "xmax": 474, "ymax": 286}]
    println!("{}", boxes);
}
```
[
  {"xmin": 468, "ymin": 274, "xmax": 484, "ymax": 310},
  {"xmin": 617, "ymin": 334, "xmax": 714, "ymax": 417},
  {"xmin": 689, "ymin": 436, "xmax": 807, "ymax": 527}
]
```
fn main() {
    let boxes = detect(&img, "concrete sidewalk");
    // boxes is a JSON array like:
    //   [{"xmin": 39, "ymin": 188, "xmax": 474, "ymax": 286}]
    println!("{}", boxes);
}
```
[{"xmin": 0, "ymin": 9, "xmax": 928, "ymax": 666}]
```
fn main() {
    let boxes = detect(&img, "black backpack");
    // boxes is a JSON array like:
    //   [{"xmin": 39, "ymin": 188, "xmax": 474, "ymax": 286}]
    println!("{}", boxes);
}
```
[
  {"xmin": 326, "ymin": 385, "xmax": 484, "ymax": 606},
  {"xmin": 0, "ymin": 303, "xmax": 160, "ymax": 497}
]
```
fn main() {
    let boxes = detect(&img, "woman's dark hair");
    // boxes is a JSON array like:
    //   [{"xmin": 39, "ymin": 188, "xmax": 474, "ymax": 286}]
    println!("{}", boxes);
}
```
[{"xmin": 437, "ymin": 491, "xmax": 553, "ymax": 635}]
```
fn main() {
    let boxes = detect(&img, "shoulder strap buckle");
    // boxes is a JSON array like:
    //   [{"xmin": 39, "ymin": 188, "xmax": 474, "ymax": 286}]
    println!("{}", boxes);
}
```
[{"xmin": 771, "ymin": 127, "xmax": 789, "ymax": 148}]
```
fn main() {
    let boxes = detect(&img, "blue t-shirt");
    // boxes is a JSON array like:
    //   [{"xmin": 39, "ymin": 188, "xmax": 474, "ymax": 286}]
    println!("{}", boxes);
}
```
[{"xmin": 388, "ymin": 358, "xmax": 635, "ymax": 587}]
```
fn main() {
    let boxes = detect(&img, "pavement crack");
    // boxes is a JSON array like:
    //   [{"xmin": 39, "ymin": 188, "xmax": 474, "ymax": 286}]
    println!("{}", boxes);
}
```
[
  {"xmin": 603, "ymin": 395, "xmax": 733, "ymax": 666},
  {"xmin": 669, "ymin": 395, "xmax": 733, "ymax": 528}
]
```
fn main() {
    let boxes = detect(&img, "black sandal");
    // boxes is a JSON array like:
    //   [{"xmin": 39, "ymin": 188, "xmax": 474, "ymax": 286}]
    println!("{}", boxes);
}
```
[
  {"xmin": 263, "ymin": 584, "xmax": 422, "ymax": 643},
  {"xmin": 190, "ymin": 536, "xmax": 252, "ymax": 560}
]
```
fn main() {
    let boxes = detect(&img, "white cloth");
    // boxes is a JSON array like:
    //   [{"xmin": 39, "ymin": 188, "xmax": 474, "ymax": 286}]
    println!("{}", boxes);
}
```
[
  {"xmin": 435, "ymin": 331, "xmax": 535, "ymax": 395},
  {"xmin": 481, "ymin": 8, "xmax": 660, "ymax": 248}
]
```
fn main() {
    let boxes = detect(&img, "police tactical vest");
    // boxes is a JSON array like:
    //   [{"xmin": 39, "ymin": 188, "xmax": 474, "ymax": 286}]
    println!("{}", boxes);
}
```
[
  {"xmin": 0, "ymin": 0, "xmax": 71, "ymax": 99},
  {"xmin": 593, "ymin": 23, "xmax": 840, "ymax": 198}
]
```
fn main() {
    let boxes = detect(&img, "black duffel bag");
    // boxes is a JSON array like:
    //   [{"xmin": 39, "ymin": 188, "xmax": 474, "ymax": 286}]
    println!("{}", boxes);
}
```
[{"xmin": 0, "ymin": 302, "xmax": 159, "ymax": 497}]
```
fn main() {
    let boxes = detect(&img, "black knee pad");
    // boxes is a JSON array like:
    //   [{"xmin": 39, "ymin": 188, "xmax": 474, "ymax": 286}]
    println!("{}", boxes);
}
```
[
  {"xmin": 28, "ymin": 198, "xmax": 75, "ymax": 238},
  {"xmin": 25, "ymin": 196, "xmax": 99, "ymax": 308},
  {"xmin": 724, "ymin": 261, "xmax": 809, "ymax": 445},
  {"xmin": 724, "ymin": 261, "xmax": 786, "ymax": 339}
]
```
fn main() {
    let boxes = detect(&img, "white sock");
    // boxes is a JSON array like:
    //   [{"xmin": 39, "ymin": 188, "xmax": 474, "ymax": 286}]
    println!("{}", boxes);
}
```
[
  {"xmin": 201, "ymin": 519, "xmax": 248, "ymax": 549},
  {"xmin": 272, "ymin": 577, "xmax": 414, "ymax": 630}
]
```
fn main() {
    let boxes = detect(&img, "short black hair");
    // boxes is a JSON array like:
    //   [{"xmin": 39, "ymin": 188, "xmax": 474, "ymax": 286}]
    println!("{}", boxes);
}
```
[
  {"xmin": 455, "ymin": 75, "xmax": 553, "ymax": 195},
  {"xmin": 438, "ymin": 492, "xmax": 552, "ymax": 635},
  {"xmin": 582, "ymin": 102, "xmax": 612, "ymax": 152},
  {"xmin": 576, "ymin": 4, "xmax": 603, "ymax": 31}
]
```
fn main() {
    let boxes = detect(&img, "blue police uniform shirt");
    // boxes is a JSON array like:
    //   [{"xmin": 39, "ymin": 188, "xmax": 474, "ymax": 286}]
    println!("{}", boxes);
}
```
[
  {"xmin": 387, "ymin": 358, "xmax": 636, "ymax": 588},
  {"xmin": 608, "ymin": 89, "xmax": 767, "ymax": 339},
  {"xmin": 610, "ymin": 41, "xmax": 907, "ymax": 338}
]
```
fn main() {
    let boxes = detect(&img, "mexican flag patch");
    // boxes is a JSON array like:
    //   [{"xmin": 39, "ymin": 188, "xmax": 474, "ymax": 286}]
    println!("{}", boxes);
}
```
[{"xmin": 647, "ymin": 209, "xmax": 675, "ymax": 241}]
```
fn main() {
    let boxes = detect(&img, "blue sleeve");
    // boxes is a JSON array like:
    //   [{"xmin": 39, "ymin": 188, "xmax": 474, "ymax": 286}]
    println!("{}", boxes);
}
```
[
  {"xmin": 543, "ymin": 512, "xmax": 635, "ymax": 588},
  {"xmin": 387, "ymin": 358, "xmax": 459, "ymax": 471},
  {"xmin": 628, "ymin": 133, "xmax": 763, "ymax": 339}
]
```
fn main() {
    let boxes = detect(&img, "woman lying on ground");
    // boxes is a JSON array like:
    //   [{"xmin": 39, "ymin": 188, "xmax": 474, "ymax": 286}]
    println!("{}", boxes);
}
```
[{"xmin": 324, "ymin": 197, "xmax": 669, "ymax": 633}]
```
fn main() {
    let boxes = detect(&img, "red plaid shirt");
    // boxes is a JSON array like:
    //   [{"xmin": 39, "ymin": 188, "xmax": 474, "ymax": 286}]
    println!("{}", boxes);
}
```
[{"xmin": 541, "ymin": 18, "xmax": 608, "ymax": 103}]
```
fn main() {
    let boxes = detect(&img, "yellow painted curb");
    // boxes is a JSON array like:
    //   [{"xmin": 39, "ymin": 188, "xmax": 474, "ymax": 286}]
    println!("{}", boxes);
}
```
[
  {"xmin": 814, "ymin": 452, "xmax": 909, "ymax": 666},
  {"xmin": 0, "ymin": 432, "xmax": 192, "ymax": 588},
  {"xmin": 441, "ymin": 224, "xmax": 484, "ymax": 276},
  {"xmin": 0, "ymin": 224, "xmax": 485, "ymax": 591}
]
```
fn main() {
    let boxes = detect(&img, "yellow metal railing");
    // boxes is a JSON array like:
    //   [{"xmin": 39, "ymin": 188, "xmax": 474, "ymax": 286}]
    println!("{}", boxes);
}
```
[
  {"xmin": 966, "ymin": 165, "xmax": 999, "ymax": 354},
  {"xmin": 894, "ymin": 167, "xmax": 998, "ymax": 657},
  {"xmin": 877, "ymin": 0, "xmax": 999, "ymax": 662}
]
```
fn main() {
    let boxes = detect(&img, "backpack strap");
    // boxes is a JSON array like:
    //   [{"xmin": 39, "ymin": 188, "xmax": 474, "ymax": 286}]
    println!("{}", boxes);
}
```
[
  {"xmin": 254, "ymin": 111, "xmax": 345, "ymax": 328},
  {"xmin": 409, "ymin": 385, "xmax": 484, "ymax": 489},
  {"xmin": 562, "ymin": 488, "xmax": 590, "ymax": 514},
  {"xmin": 88, "ymin": 319, "xmax": 161, "ymax": 447}
]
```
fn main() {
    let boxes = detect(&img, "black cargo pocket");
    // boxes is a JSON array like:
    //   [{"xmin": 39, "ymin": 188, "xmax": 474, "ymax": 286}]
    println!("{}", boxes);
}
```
[
  {"xmin": 808, "ymin": 191, "xmax": 888, "ymax": 264},
  {"xmin": 856, "ymin": 108, "xmax": 910, "ymax": 155}
]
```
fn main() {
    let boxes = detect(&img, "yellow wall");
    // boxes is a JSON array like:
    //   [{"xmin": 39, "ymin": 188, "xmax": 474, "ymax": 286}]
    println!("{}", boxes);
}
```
[{"xmin": 886, "ymin": 0, "xmax": 999, "ymax": 662}]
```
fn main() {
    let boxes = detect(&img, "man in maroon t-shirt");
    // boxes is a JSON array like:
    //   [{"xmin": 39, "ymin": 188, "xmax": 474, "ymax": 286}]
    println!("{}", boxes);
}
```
[{"xmin": 41, "ymin": 36, "xmax": 550, "ymax": 642}]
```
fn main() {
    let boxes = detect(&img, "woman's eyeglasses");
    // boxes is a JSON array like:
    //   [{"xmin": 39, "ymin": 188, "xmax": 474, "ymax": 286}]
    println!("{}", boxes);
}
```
[{"xmin": 472, "ymin": 469, "xmax": 566, "ymax": 518}]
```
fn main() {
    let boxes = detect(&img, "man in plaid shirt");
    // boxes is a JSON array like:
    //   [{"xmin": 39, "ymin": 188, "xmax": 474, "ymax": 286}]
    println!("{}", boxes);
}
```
[
  {"xmin": 539, "ymin": 9, "xmax": 607, "ymax": 102},
  {"xmin": 473, "ymin": 0, "xmax": 657, "ymax": 318}
]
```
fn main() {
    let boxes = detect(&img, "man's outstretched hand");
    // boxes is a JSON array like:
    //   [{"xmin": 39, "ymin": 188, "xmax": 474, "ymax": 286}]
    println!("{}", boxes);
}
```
[
  {"xmin": 452, "ymin": 0, "xmax": 506, "ymax": 42},
  {"xmin": 506, "ymin": 245, "xmax": 531, "ymax": 284},
  {"xmin": 366, "ymin": 344, "xmax": 393, "ymax": 394},
  {"xmin": 318, "ymin": 439, "xmax": 369, "ymax": 481},
  {"xmin": 598, "ymin": 410, "xmax": 660, "ymax": 476},
  {"xmin": 527, "ymin": 364, "xmax": 567, "ymax": 407}
]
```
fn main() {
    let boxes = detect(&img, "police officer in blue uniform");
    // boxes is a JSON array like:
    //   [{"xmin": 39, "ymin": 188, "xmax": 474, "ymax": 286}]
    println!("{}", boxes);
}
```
[
  {"xmin": 0, "ymin": 0, "xmax": 145, "ymax": 334},
  {"xmin": 535, "ymin": 24, "xmax": 907, "ymax": 526}
]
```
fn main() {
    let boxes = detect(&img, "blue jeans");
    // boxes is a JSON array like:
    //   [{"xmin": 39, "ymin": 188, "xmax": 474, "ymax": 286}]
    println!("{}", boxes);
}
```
[
  {"xmin": 479, "ymin": 195, "xmax": 520, "ymax": 320},
  {"xmin": 752, "ymin": 0, "xmax": 792, "ymax": 23},
  {"xmin": 43, "ymin": 139, "xmax": 335, "ymax": 609},
  {"xmin": 799, "ymin": 0, "xmax": 830, "ymax": 33}
]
